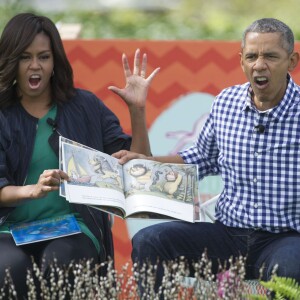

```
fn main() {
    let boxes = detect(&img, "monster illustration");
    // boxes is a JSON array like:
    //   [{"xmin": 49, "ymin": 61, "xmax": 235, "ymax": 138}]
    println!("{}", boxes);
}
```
[
  {"xmin": 89, "ymin": 154, "xmax": 122, "ymax": 187},
  {"xmin": 160, "ymin": 169, "xmax": 183, "ymax": 196},
  {"xmin": 128, "ymin": 163, "xmax": 153, "ymax": 191}
]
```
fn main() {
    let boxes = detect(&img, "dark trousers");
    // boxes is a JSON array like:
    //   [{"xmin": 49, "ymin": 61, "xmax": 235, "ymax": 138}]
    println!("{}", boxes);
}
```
[
  {"xmin": 132, "ymin": 220, "xmax": 300, "ymax": 293},
  {"xmin": 0, "ymin": 233, "xmax": 99, "ymax": 298}
]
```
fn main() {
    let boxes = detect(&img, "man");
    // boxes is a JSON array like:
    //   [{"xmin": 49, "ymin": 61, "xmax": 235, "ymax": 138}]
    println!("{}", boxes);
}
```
[{"xmin": 113, "ymin": 18, "xmax": 300, "ymax": 295}]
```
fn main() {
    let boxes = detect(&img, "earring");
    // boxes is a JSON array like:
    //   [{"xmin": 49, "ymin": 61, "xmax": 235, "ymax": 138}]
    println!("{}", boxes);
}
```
[{"xmin": 52, "ymin": 70, "xmax": 55, "ymax": 77}]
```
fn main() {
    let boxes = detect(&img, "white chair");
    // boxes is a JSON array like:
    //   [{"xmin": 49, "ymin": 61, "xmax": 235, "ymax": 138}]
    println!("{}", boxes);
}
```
[{"xmin": 199, "ymin": 193, "xmax": 219, "ymax": 222}]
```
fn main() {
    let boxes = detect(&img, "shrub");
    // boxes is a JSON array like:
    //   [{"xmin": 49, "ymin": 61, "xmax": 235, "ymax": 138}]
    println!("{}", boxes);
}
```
[{"xmin": 0, "ymin": 253, "xmax": 298, "ymax": 299}]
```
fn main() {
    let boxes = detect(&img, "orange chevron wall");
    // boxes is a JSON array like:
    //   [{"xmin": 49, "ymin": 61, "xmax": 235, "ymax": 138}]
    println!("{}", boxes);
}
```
[{"xmin": 63, "ymin": 39, "xmax": 300, "ymax": 271}]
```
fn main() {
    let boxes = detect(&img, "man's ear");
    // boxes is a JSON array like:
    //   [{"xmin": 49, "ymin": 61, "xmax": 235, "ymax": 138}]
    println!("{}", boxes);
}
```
[
  {"xmin": 239, "ymin": 51, "xmax": 245, "ymax": 73},
  {"xmin": 288, "ymin": 51, "xmax": 300, "ymax": 72}
]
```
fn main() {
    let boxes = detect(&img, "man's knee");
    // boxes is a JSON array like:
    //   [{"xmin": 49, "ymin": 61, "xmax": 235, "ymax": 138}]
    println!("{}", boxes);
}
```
[
  {"xmin": 132, "ymin": 227, "xmax": 159, "ymax": 261},
  {"xmin": 269, "ymin": 253, "xmax": 300, "ymax": 282},
  {"xmin": 131, "ymin": 224, "xmax": 175, "ymax": 266},
  {"xmin": 263, "ymin": 237, "xmax": 300, "ymax": 282}
]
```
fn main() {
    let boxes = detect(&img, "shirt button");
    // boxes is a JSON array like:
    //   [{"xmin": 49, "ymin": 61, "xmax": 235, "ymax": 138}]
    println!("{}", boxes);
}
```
[
  {"xmin": 254, "ymin": 152, "xmax": 259, "ymax": 157},
  {"xmin": 254, "ymin": 203, "xmax": 258, "ymax": 208},
  {"xmin": 253, "ymin": 177, "xmax": 257, "ymax": 183}
]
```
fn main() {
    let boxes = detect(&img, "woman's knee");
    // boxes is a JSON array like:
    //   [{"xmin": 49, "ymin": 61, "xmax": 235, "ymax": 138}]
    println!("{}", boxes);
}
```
[
  {"xmin": 41, "ymin": 234, "xmax": 98, "ymax": 266},
  {"xmin": 0, "ymin": 235, "xmax": 32, "ymax": 277},
  {"xmin": 0, "ymin": 249, "xmax": 32, "ymax": 297}
]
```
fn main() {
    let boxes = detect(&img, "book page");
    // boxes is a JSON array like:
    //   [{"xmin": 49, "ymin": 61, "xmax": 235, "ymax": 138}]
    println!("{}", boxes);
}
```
[
  {"xmin": 89, "ymin": 205, "xmax": 126, "ymax": 219},
  {"xmin": 60, "ymin": 140, "xmax": 126, "ymax": 215},
  {"xmin": 59, "ymin": 136, "xmax": 97, "ymax": 198},
  {"xmin": 123, "ymin": 160, "xmax": 199, "ymax": 222}
]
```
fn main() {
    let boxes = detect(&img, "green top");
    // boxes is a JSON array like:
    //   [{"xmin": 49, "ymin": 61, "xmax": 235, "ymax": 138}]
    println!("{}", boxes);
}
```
[{"xmin": 0, "ymin": 105, "xmax": 100, "ymax": 253}]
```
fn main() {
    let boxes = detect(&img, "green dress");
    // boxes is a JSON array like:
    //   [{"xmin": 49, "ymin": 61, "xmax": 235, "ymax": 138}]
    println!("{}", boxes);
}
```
[{"xmin": 0, "ymin": 105, "xmax": 100, "ymax": 254}]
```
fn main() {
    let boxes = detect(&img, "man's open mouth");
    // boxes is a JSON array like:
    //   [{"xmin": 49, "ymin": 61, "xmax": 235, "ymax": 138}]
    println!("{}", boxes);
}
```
[{"xmin": 254, "ymin": 76, "xmax": 268, "ymax": 86}]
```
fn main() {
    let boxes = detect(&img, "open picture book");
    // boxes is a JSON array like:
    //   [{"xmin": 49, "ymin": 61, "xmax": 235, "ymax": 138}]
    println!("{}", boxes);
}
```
[{"xmin": 59, "ymin": 137, "xmax": 200, "ymax": 222}]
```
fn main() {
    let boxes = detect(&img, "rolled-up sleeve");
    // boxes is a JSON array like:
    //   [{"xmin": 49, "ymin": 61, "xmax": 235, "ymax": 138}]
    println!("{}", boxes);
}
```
[{"xmin": 179, "ymin": 110, "xmax": 220, "ymax": 180}]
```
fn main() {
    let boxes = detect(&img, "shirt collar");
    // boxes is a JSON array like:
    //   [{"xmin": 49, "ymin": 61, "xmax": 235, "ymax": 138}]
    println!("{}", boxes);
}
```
[
  {"xmin": 271, "ymin": 75, "xmax": 298, "ymax": 121},
  {"xmin": 241, "ymin": 83, "xmax": 253, "ymax": 112},
  {"xmin": 241, "ymin": 74, "xmax": 299, "ymax": 120}
]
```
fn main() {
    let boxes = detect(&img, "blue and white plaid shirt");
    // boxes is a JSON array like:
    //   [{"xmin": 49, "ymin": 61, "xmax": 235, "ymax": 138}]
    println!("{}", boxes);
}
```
[{"xmin": 179, "ymin": 75, "xmax": 300, "ymax": 233}]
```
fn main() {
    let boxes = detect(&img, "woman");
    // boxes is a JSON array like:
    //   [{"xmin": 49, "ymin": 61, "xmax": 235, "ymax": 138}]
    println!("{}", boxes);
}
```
[{"xmin": 0, "ymin": 13, "xmax": 159, "ymax": 297}]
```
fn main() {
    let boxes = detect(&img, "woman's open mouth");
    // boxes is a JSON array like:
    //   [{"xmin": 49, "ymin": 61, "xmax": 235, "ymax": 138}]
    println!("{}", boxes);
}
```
[{"xmin": 29, "ymin": 74, "xmax": 41, "ymax": 89}]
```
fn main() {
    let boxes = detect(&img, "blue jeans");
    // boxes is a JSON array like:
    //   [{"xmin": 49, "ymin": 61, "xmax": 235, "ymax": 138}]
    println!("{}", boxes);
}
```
[{"xmin": 132, "ymin": 220, "xmax": 300, "ymax": 293}]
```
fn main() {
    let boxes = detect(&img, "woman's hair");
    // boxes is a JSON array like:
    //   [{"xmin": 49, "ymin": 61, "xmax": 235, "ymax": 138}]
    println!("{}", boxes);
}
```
[
  {"xmin": 0, "ymin": 13, "xmax": 75, "ymax": 109},
  {"xmin": 241, "ymin": 18, "xmax": 294, "ymax": 55}
]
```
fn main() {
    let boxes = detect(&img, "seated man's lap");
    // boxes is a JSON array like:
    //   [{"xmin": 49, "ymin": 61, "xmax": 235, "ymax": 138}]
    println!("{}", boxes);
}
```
[
  {"xmin": 131, "ymin": 221, "xmax": 248, "ymax": 272},
  {"xmin": 132, "ymin": 221, "xmax": 300, "ymax": 282}
]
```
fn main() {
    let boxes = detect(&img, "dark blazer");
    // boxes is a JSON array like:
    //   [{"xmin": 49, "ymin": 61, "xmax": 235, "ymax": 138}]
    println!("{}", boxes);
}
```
[{"xmin": 0, "ymin": 88, "xmax": 131, "ymax": 265}]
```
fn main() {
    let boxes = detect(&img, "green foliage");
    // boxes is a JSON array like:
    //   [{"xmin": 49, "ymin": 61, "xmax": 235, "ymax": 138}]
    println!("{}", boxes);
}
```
[
  {"xmin": 1, "ymin": 0, "xmax": 300, "ymax": 40},
  {"xmin": 260, "ymin": 276, "xmax": 300, "ymax": 300},
  {"xmin": 0, "ymin": 0, "xmax": 29, "ymax": 33}
]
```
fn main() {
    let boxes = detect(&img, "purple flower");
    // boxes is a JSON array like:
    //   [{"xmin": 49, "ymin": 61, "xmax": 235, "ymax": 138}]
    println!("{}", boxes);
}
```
[{"xmin": 217, "ymin": 270, "xmax": 240, "ymax": 298}]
